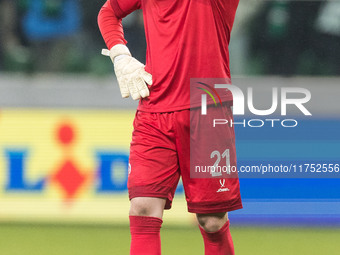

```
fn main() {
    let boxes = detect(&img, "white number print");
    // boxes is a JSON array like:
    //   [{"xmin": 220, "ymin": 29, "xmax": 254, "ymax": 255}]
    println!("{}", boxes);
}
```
[{"xmin": 210, "ymin": 149, "xmax": 231, "ymax": 177}]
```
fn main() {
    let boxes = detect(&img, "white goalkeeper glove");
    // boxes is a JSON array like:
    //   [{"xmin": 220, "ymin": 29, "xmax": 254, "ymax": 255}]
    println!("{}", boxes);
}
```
[{"xmin": 102, "ymin": 44, "xmax": 152, "ymax": 100}]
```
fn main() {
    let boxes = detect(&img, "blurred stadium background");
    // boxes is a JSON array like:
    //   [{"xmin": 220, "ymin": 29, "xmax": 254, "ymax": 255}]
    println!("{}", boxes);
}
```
[{"xmin": 0, "ymin": 0, "xmax": 340, "ymax": 254}]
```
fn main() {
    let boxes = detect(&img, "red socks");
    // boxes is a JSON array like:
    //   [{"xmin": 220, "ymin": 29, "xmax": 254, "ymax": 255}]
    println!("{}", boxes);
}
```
[
  {"xmin": 129, "ymin": 216, "xmax": 163, "ymax": 255},
  {"xmin": 129, "ymin": 216, "xmax": 233, "ymax": 255},
  {"xmin": 199, "ymin": 220, "xmax": 235, "ymax": 255}
]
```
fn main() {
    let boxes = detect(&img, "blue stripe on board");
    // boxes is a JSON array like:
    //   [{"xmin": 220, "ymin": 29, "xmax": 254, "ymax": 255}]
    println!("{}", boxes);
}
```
[
  {"xmin": 228, "ymin": 200, "xmax": 340, "ymax": 226},
  {"xmin": 231, "ymin": 200, "xmax": 340, "ymax": 215}
]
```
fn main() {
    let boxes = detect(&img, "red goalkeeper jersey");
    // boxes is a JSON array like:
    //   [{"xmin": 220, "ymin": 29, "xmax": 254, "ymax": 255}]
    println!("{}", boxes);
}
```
[{"xmin": 109, "ymin": 0, "xmax": 239, "ymax": 112}]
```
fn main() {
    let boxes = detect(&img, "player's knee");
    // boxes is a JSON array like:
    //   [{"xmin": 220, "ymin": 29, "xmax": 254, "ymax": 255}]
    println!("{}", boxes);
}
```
[
  {"xmin": 129, "ymin": 197, "xmax": 166, "ymax": 218},
  {"xmin": 130, "ymin": 203, "xmax": 149, "ymax": 216},
  {"xmin": 196, "ymin": 212, "xmax": 228, "ymax": 232}
]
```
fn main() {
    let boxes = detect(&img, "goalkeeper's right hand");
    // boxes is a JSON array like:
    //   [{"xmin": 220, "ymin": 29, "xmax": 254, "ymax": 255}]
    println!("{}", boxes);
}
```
[{"xmin": 102, "ymin": 44, "xmax": 152, "ymax": 100}]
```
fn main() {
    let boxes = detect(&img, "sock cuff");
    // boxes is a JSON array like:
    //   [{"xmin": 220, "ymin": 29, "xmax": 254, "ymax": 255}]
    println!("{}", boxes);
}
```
[
  {"xmin": 130, "ymin": 216, "xmax": 163, "ymax": 234},
  {"xmin": 129, "ymin": 215, "xmax": 163, "ymax": 225},
  {"xmin": 199, "ymin": 220, "xmax": 230, "ymax": 241}
]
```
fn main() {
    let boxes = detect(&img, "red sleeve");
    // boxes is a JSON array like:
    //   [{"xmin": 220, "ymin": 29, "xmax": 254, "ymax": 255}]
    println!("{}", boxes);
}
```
[
  {"xmin": 97, "ymin": 1, "xmax": 127, "ymax": 50},
  {"xmin": 110, "ymin": 0, "xmax": 141, "ymax": 19}
]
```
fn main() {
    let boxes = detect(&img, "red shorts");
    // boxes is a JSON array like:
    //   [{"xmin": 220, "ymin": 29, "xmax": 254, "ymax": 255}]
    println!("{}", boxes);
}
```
[{"xmin": 128, "ymin": 105, "xmax": 242, "ymax": 214}]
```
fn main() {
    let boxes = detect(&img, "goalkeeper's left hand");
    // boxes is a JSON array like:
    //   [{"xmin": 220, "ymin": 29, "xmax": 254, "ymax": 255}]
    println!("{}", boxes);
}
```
[{"xmin": 102, "ymin": 44, "xmax": 152, "ymax": 100}]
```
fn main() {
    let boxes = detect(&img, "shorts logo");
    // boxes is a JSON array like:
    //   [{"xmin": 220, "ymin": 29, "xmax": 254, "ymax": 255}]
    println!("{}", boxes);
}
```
[{"xmin": 217, "ymin": 179, "xmax": 230, "ymax": 193}]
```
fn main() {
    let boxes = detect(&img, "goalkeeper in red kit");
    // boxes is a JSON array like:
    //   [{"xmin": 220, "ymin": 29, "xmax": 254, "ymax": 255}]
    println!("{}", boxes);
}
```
[{"xmin": 98, "ymin": 0, "xmax": 242, "ymax": 254}]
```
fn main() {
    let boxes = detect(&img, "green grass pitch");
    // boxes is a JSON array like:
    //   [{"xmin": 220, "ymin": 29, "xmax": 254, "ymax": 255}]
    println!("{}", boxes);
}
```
[{"xmin": 0, "ymin": 223, "xmax": 339, "ymax": 255}]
